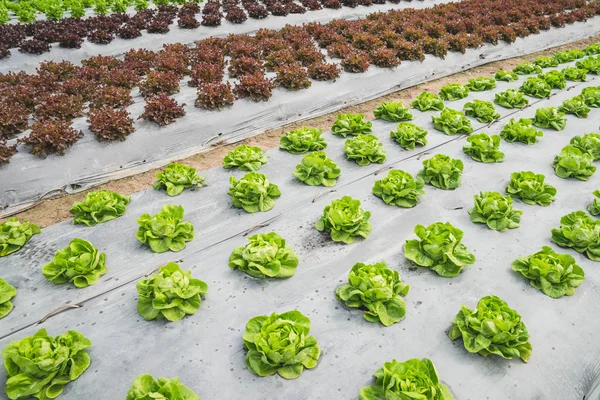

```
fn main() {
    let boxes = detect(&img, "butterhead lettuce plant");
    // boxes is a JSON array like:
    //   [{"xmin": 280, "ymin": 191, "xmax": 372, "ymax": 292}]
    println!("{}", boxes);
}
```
[
  {"xmin": 539, "ymin": 70, "xmax": 566, "ymax": 89},
  {"xmin": 463, "ymin": 100, "xmax": 500, "ymax": 123},
  {"xmin": 555, "ymin": 50, "xmax": 584, "ymax": 63},
  {"xmin": 136, "ymin": 262, "xmax": 208, "ymax": 322},
  {"xmin": 136, "ymin": 204, "xmax": 195, "ymax": 253},
  {"xmin": 0, "ymin": 218, "xmax": 40, "ymax": 257},
  {"xmin": 449, "ymin": 295, "xmax": 532, "ymax": 362},
  {"xmin": 466, "ymin": 77, "xmax": 496, "ymax": 91},
  {"xmin": 570, "ymin": 133, "xmax": 600, "ymax": 160},
  {"xmin": 533, "ymin": 55, "xmax": 559, "ymax": 68},
  {"xmin": 580, "ymin": 86, "xmax": 600, "ymax": 107},
  {"xmin": 494, "ymin": 69, "xmax": 519, "ymax": 82},
  {"xmin": 506, "ymin": 171, "xmax": 556, "ymax": 206},
  {"xmin": 588, "ymin": 190, "xmax": 600, "ymax": 216},
  {"xmin": 2, "ymin": 329, "xmax": 92, "ymax": 400},
  {"xmin": 279, "ymin": 127, "xmax": 327, "ymax": 154},
  {"xmin": 577, "ymin": 57, "xmax": 600, "ymax": 74},
  {"xmin": 463, "ymin": 133, "xmax": 504, "ymax": 163},
  {"xmin": 389, "ymin": 122, "xmax": 428, "ymax": 150},
  {"xmin": 438, "ymin": 83, "xmax": 469, "ymax": 101},
  {"xmin": 373, "ymin": 102, "xmax": 413, "ymax": 122},
  {"xmin": 512, "ymin": 246, "xmax": 585, "ymax": 298},
  {"xmin": 494, "ymin": 89, "xmax": 529, "ymax": 109},
  {"xmin": 315, "ymin": 196, "xmax": 371, "ymax": 244},
  {"xmin": 243, "ymin": 310, "xmax": 321, "ymax": 379},
  {"xmin": 229, "ymin": 232, "xmax": 299, "ymax": 279},
  {"xmin": 331, "ymin": 113, "xmax": 372, "ymax": 138},
  {"xmin": 359, "ymin": 358, "xmax": 455, "ymax": 400},
  {"xmin": 293, "ymin": 151, "xmax": 340, "ymax": 187},
  {"xmin": 532, "ymin": 107, "xmax": 566, "ymax": 130},
  {"xmin": 126, "ymin": 375, "xmax": 198, "ymax": 400},
  {"xmin": 0, "ymin": 278, "xmax": 16, "ymax": 319},
  {"xmin": 513, "ymin": 62, "xmax": 542, "ymax": 75},
  {"xmin": 411, "ymin": 92, "xmax": 444, "ymax": 111},
  {"xmin": 42, "ymin": 238, "xmax": 108, "ymax": 288},
  {"xmin": 372, "ymin": 170, "xmax": 424, "ymax": 208},
  {"xmin": 228, "ymin": 172, "xmax": 281, "ymax": 213},
  {"xmin": 336, "ymin": 261, "xmax": 410, "ymax": 326},
  {"xmin": 469, "ymin": 192, "xmax": 522, "ymax": 231},
  {"xmin": 344, "ymin": 134, "xmax": 386, "ymax": 166},
  {"xmin": 223, "ymin": 145, "xmax": 267, "ymax": 171},
  {"xmin": 520, "ymin": 77, "xmax": 551, "ymax": 98},
  {"xmin": 153, "ymin": 163, "xmax": 205, "ymax": 196},
  {"xmin": 552, "ymin": 145, "xmax": 596, "ymax": 180},
  {"xmin": 418, "ymin": 154, "xmax": 464, "ymax": 190},
  {"xmin": 500, "ymin": 118, "xmax": 543, "ymax": 145},
  {"xmin": 562, "ymin": 67, "xmax": 588, "ymax": 82},
  {"xmin": 558, "ymin": 97, "xmax": 590, "ymax": 118},
  {"xmin": 404, "ymin": 222, "xmax": 475, "ymax": 277},
  {"xmin": 551, "ymin": 211, "xmax": 600, "ymax": 261},
  {"xmin": 432, "ymin": 108, "xmax": 473, "ymax": 135},
  {"xmin": 70, "ymin": 190, "xmax": 131, "ymax": 226}
]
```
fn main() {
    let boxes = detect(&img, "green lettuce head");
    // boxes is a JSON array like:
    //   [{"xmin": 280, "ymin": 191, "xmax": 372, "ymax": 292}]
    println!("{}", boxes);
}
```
[
  {"xmin": 533, "ymin": 55, "xmax": 559, "ymax": 68},
  {"xmin": 520, "ymin": 77, "xmax": 551, "ymax": 98},
  {"xmin": 315, "ymin": 196, "xmax": 371, "ymax": 244},
  {"xmin": 579, "ymin": 86, "xmax": 600, "ymax": 107},
  {"xmin": 466, "ymin": 77, "xmax": 496, "ymax": 91},
  {"xmin": 500, "ymin": 118, "xmax": 543, "ymax": 145},
  {"xmin": 229, "ymin": 232, "xmax": 299, "ymax": 279},
  {"xmin": 570, "ymin": 133, "xmax": 600, "ymax": 160},
  {"xmin": 153, "ymin": 163, "xmax": 205, "ymax": 196},
  {"xmin": 389, "ymin": 122, "xmax": 428, "ymax": 150},
  {"xmin": 0, "ymin": 278, "xmax": 16, "ymax": 319},
  {"xmin": 223, "ymin": 145, "xmax": 267, "ymax": 171},
  {"xmin": 532, "ymin": 107, "xmax": 566, "ymax": 130},
  {"xmin": 126, "ymin": 374, "xmax": 199, "ymax": 400},
  {"xmin": 0, "ymin": 218, "xmax": 41, "ymax": 257},
  {"xmin": 538, "ymin": 70, "xmax": 566, "ymax": 89},
  {"xmin": 136, "ymin": 262, "xmax": 208, "ymax": 322},
  {"xmin": 344, "ymin": 134, "xmax": 386, "ymax": 166},
  {"xmin": 70, "ymin": 190, "xmax": 131, "ymax": 226},
  {"xmin": 449, "ymin": 295, "xmax": 532, "ymax": 362},
  {"xmin": 554, "ymin": 50, "xmax": 584, "ymax": 63},
  {"xmin": 417, "ymin": 154, "xmax": 464, "ymax": 190},
  {"xmin": 558, "ymin": 96, "xmax": 589, "ymax": 118},
  {"xmin": 373, "ymin": 102, "xmax": 413, "ymax": 122},
  {"xmin": 359, "ymin": 358, "xmax": 455, "ymax": 400},
  {"xmin": 331, "ymin": 113, "xmax": 372, "ymax": 138},
  {"xmin": 463, "ymin": 100, "xmax": 500, "ymax": 123},
  {"xmin": 2, "ymin": 329, "xmax": 92, "ymax": 400},
  {"xmin": 432, "ymin": 108, "xmax": 473, "ymax": 135},
  {"xmin": 469, "ymin": 191, "xmax": 522, "ymax": 231},
  {"xmin": 494, "ymin": 69, "xmax": 519, "ymax": 82},
  {"xmin": 588, "ymin": 190, "xmax": 600, "ymax": 216},
  {"xmin": 551, "ymin": 211, "xmax": 600, "ymax": 261},
  {"xmin": 279, "ymin": 127, "xmax": 327, "ymax": 154},
  {"xmin": 552, "ymin": 145, "xmax": 596, "ymax": 181},
  {"xmin": 135, "ymin": 204, "xmax": 195, "ymax": 253},
  {"xmin": 561, "ymin": 67, "xmax": 587, "ymax": 82},
  {"xmin": 336, "ymin": 261, "xmax": 410, "ymax": 326},
  {"xmin": 293, "ymin": 151, "xmax": 341, "ymax": 187},
  {"xmin": 512, "ymin": 246, "xmax": 585, "ymax": 298},
  {"xmin": 513, "ymin": 62, "xmax": 542, "ymax": 75},
  {"xmin": 243, "ymin": 310, "xmax": 321, "ymax": 379},
  {"xmin": 404, "ymin": 222, "xmax": 475, "ymax": 277},
  {"xmin": 438, "ymin": 83, "xmax": 469, "ymax": 101},
  {"xmin": 372, "ymin": 169, "xmax": 424, "ymax": 208},
  {"xmin": 505, "ymin": 171, "xmax": 556, "ymax": 206},
  {"xmin": 576, "ymin": 57, "xmax": 600, "ymax": 74},
  {"xmin": 462, "ymin": 133, "xmax": 504, "ymax": 163},
  {"xmin": 494, "ymin": 89, "xmax": 529, "ymax": 109},
  {"xmin": 42, "ymin": 238, "xmax": 108, "ymax": 288},
  {"xmin": 411, "ymin": 92, "xmax": 444, "ymax": 111},
  {"xmin": 228, "ymin": 172, "xmax": 281, "ymax": 213}
]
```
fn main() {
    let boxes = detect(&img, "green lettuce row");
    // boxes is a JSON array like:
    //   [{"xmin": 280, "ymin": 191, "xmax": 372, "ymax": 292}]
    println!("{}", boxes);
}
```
[
  {"xmin": 359, "ymin": 358, "xmax": 455, "ymax": 400},
  {"xmin": 136, "ymin": 262, "xmax": 208, "ymax": 322},
  {"xmin": 373, "ymin": 102, "xmax": 413, "ymax": 122},
  {"xmin": 404, "ymin": 221, "xmax": 475, "ymax": 277},
  {"xmin": 551, "ymin": 211, "xmax": 600, "ymax": 261},
  {"xmin": 432, "ymin": 108, "xmax": 473, "ymax": 135},
  {"xmin": 223, "ymin": 145, "xmax": 267, "ymax": 171},
  {"xmin": 562, "ymin": 67, "xmax": 588, "ymax": 82},
  {"xmin": 70, "ymin": 190, "xmax": 131, "ymax": 226},
  {"xmin": 463, "ymin": 133, "xmax": 504, "ymax": 163},
  {"xmin": 229, "ymin": 232, "xmax": 299, "ymax": 279},
  {"xmin": 315, "ymin": 196, "xmax": 371, "ymax": 244},
  {"xmin": 153, "ymin": 163, "xmax": 205, "ymax": 196},
  {"xmin": 554, "ymin": 49, "xmax": 585, "ymax": 63},
  {"xmin": 389, "ymin": 122, "xmax": 428, "ymax": 150},
  {"xmin": 512, "ymin": 246, "xmax": 584, "ymax": 298},
  {"xmin": 494, "ymin": 69, "xmax": 519, "ymax": 82},
  {"xmin": 558, "ymin": 97, "xmax": 590, "ymax": 118},
  {"xmin": 42, "ymin": 238, "xmax": 107, "ymax": 288},
  {"xmin": 2, "ymin": 329, "xmax": 92, "ymax": 400},
  {"xmin": 0, "ymin": 278, "xmax": 16, "ymax": 319},
  {"xmin": 336, "ymin": 261, "xmax": 409, "ymax": 327},
  {"xmin": 588, "ymin": 190, "xmax": 600, "ymax": 216},
  {"xmin": 344, "ymin": 134, "xmax": 386, "ymax": 166},
  {"xmin": 552, "ymin": 145, "xmax": 596, "ymax": 180},
  {"xmin": 513, "ymin": 62, "xmax": 542, "ymax": 75},
  {"xmin": 580, "ymin": 86, "xmax": 600, "ymax": 107},
  {"xmin": 331, "ymin": 113, "xmax": 372, "ymax": 138},
  {"xmin": 506, "ymin": 171, "xmax": 556, "ymax": 206},
  {"xmin": 466, "ymin": 77, "xmax": 496, "ymax": 91},
  {"xmin": 228, "ymin": 172, "xmax": 281, "ymax": 213},
  {"xmin": 520, "ymin": 77, "xmax": 551, "ymax": 98},
  {"xmin": 411, "ymin": 92, "xmax": 445, "ymax": 111},
  {"xmin": 293, "ymin": 151, "xmax": 340, "ymax": 187},
  {"xmin": 0, "ymin": 218, "xmax": 40, "ymax": 257},
  {"xmin": 500, "ymin": 118, "xmax": 543, "ymax": 145},
  {"xmin": 243, "ymin": 310, "xmax": 321, "ymax": 379},
  {"xmin": 136, "ymin": 204, "xmax": 195, "ymax": 253},
  {"xmin": 532, "ymin": 107, "xmax": 566, "ymax": 130},
  {"xmin": 417, "ymin": 154, "xmax": 464, "ymax": 190},
  {"xmin": 463, "ymin": 100, "xmax": 500, "ymax": 123},
  {"xmin": 449, "ymin": 295, "xmax": 532, "ymax": 362},
  {"xmin": 570, "ymin": 133, "xmax": 600, "ymax": 160},
  {"xmin": 576, "ymin": 57, "xmax": 600, "ymax": 74},
  {"xmin": 469, "ymin": 191, "xmax": 521, "ymax": 231},
  {"xmin": 538, "ymin": 70, "xmax": 566, "ymax": 90},
  {"xmin": 438, "ymin": 83, "xmax": 469, "ymax": 101},
  {"xmin": 533, "ymin": 55, "xmax": 559, "ymax": 68},
  {"xmin": 279, "ymin": 127, "xmax": 327, "ymax": 154},
  {"xmin": 126, "ymin": 375, "xmax": 199, "ymax": 400},
  {"xmin": 494, "ymin": 89, "xmax": 529, "ymax": 109},
  {"xmin": 372, "ymin": 170, "xmax": 424, "ymax": 208}
]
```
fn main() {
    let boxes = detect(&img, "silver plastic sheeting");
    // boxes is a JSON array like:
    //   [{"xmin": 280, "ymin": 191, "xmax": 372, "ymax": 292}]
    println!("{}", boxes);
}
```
[
  {"xmin": 0, "ymin": 71, "xmax": 599, "ymax": 399},
  {"xmin": 2, "ymin": 19, "xmax": 600, "ymax": 216}
]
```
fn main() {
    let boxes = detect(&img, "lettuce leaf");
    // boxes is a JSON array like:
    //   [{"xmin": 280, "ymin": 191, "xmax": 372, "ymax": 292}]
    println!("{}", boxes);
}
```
[
  {"xmin": 469, "ymin": 191, "xmax": 521, "ymax": 231},
  {"xmin": 411, "ymin": 92, "xmax": 445, "ymax": 111},
  {"xmin": 373, "ymin": 102, "xmax": 413, "ymax": 122},
  {"xmin": 588, "ymin": 190, "xmax": 600, "ymax": 216},
  {"xmin": 293, "ymin": 151, "xmax": 341, "ymax": 186},
  {"xmin": 0, "ymin": 218, "xmax": 40, "ymax": 257},
  {"xmin": 463, "ymin": 133, "xmax": 504, "ymax": 163},
  {"xmin": 153, "ymin": 163, "xmax": 205, "ymax": 196},
  {"xmin": 228, "ymin": 172, "xmax": 281, "ymax": 213},
  {"xmin": 389, "ymin": 122, "xmax": 428, "ymax": 150},
  {"xmin": 552, "ymin": 145, "xmax": 596, "ymax": 180},
  {"xmin": 372, "ymin": 170, "xmax": 424, "ymax": 208},
  {"xmin": 463, "ymin": 100, "xmax": 501, "ymax": 123},
  {"xmin": 551, "ymin": 211, "xmax": 600, "ymax": 261},
  {"xmin": 135, "ymin": 204, "xmax": 195, "ymax": 252},
  {"xmin": 494, "ymin": 89, "xmax": 529, "ymax": 109},
  {"xmin": 344, "ymin": 134, "xmax": 386, "ymax": 166},
  {"xmin": 279, "ymin": 126, "xmax": 327, "ymax": 154},
  {"xmin": 505, "ymin": 171, "xmax": 556, "ymax": 206},
  {"xmin": 229, "ymin": 232, "xmax": 298, "ymax": 279},
  {"xmin": 417, "ymin": 154, "xmax": 464, "ymax": 190},
  {"xmin": 432, "ymin": 108, "xmax": 473, "ymax": 135},
  {"xmin": 223, "ymin": 145, "xmax": 267, "ymax": 171},
  {"xmin": 42, "ymin": 238, "xmax": 108, "ymax": 288},
  {"xmin": 500, "ymin": 118, "xmax": 543, "ymax": 144},
  {"xmin": 331, "ymin": 113, "xmax": 372, "ymax": 138},
  {"xmin": 315, "ymin": 196, "xmax": 371, "ymax": 244}
]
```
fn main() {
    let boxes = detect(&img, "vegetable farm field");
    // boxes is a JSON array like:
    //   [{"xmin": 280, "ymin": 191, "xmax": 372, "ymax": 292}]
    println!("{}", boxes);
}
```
[{"xmin": 1, "ymin": 0, "xmax": 600, "ymax": 399}]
